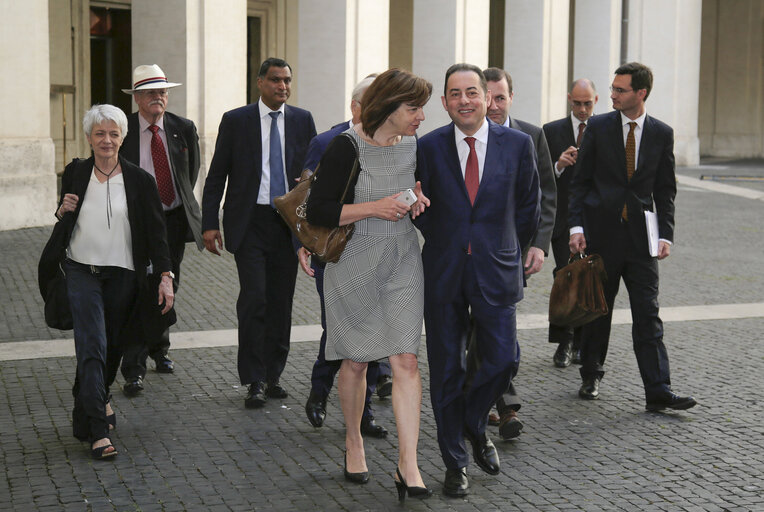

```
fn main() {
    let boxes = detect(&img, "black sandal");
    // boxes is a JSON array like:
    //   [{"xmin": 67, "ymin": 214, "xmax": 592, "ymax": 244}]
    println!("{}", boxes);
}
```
[{"xmin": 91, "ymin": 440, "xmax": 118, "ymax": 460}]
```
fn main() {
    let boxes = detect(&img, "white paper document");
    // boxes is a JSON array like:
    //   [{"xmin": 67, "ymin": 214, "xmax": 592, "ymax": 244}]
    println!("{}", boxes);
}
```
[{"xmin": 644, "ymin": 210, "xmax": 659, "ymax": 257}]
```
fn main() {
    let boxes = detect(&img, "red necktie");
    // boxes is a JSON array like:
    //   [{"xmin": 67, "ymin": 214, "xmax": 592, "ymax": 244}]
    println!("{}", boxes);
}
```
[
  {"xmin": 464, "ymin": 137, "xmax": 479, "ymax": 204},
  {"xmin": 576, "ymin": 122, "xmax": 586, "ymax": 147},
  {"xmin": 149, "ymin": 124, "xmax": 175, "ymax": 206}
]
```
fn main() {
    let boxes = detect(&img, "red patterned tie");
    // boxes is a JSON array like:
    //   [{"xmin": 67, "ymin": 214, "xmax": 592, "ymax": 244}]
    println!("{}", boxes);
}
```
[
  {"xmin": 464, "ymin": 137, "xmax": 479, "ymax": 254},
  {"xmin": 149, "ymin": 124, "xmax": 175, "ymax": 206},
  {"xmin": 576, "ymin": 122, "xmax": 586, "ymax": 147}
]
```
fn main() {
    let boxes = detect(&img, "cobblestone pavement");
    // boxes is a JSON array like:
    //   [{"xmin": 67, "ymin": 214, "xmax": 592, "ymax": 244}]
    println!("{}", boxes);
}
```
[{"xmin": 1, "ymin": 159, "xmax": 763, "ymax": 511}]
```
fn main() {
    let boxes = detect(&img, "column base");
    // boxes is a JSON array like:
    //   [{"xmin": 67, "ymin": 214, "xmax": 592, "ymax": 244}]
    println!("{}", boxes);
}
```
[{"xmin": 0, "ymin": 138, "xmax": 57, "ymax": 230}]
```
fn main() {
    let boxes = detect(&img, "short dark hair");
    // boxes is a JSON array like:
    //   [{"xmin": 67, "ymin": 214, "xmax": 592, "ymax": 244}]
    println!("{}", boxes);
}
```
[
  {"xmin": 360, "ymin": 68, "xmax": 432, "ymax": 138},
  {"xmin": 258, "ymin": 57, "xmax": 292, "ymax": 78},
  {"xmin": 443, "ymin": 63, "xmax": 486, "ymax": 97},
  {"xmin": 483, "ymin": 67, "xmax": 513, "ymax": 94},
  {"xmin": 614, "ymin": 62, "xmax": 653, "ymax": 100}
]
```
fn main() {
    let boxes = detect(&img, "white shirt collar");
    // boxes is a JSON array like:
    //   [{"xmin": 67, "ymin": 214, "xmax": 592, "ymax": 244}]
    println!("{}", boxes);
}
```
[
  {"xmin": 139, "ymin": 112, "xmax": 164, "ymax": 132},
  {"xmin": 259, "ymin": 98, "xmax": 286, "ymax": 118},
  {"xmin": 455, "ymin": 118, "xmax": 489, "ymax": 146},
  {"xmin": 620, "ymin": 110, "xmax": 646, "ymax": 129},
  {"xmin": 570, "ymin": 112, "xmax": 586, "ymax": 131}
]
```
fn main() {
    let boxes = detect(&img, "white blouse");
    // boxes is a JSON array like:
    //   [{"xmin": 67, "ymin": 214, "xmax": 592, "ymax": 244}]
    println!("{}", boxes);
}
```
[{"xmin": 67, "ymin": 169, "xmax": 134, "ymax": 270}]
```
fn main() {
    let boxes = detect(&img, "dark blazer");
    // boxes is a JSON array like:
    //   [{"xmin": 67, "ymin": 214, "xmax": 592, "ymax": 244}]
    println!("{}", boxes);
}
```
[
  {"xmin": 303, "ymin": 121, "xmax": 349, "ymax": 173},
  {"xmin": 417, "ymin": 120, "xmax": 540, "ymax": 306},
  {"xmin": 202, "ymin": 102, "xmax": 317, "ymax": 253},
  {"xmin": 508, "ymin": 116, "xmax": 556, "ymax": 254},
  {"xmin": 568, "ymin": 110, "xmax": 676, "ymax": 256},
  {"xmin": 543, "ymin": 115, "xmax": 577, "ymax": 240},
  {"xmin": 56, "ymin": 156, "xmax": 172, "ymax": 290},
  {"xmin": 120, "ymin": 111, "xmax": 204, "ymax": 250}
]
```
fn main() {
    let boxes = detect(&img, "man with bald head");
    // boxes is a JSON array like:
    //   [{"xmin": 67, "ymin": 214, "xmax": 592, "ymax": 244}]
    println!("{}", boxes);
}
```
[{"xmin": 542, "ymin": 79, "xmax": 598, "ymax": 368}]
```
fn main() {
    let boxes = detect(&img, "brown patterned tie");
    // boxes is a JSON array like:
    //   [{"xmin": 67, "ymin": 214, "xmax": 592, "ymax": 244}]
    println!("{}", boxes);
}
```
[
  {"xmin": 621, "ymin": 121, "xmax": 637, "ymax": 220},
  {"xmin": 576, "ymin": 122, "xmax": 586, "ymax": 148},
  {"xmin": 149, "ymin": 124, "xmax": 175, "ymax": 206}
]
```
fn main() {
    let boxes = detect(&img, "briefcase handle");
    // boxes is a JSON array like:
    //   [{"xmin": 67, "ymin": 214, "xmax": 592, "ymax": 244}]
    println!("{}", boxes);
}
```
[{"xmin": 567, "ymin": 252, "xmax": 587, "ymax": 265}]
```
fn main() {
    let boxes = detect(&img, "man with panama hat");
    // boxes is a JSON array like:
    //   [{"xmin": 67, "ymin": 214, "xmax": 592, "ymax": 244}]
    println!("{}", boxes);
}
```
[{"xmin": 119, "ymin": 64, "xmax": 203, "ymax": 396}]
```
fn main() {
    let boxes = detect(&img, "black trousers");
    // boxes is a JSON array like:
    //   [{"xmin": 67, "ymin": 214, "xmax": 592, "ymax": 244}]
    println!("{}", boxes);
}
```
[
  {"xmin": 121, "ymin": 206, "xmax": 186, "ymax": 379},
  {"xmin": 234, "ymin": 205, "xmax": 298, "ymax": 385},
  {"xmin": 579, "ymin": 221, "xmax": 672, "ymax": 400},
  {"xmin": 548, "ymin": 233, "xmax": 582, "ymax": 349}
]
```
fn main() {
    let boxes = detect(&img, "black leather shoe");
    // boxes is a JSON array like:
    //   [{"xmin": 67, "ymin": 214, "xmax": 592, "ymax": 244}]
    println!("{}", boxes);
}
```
[
  {"xmin": 305, "ymin": 391, "xmax": 327, "ymax": 427},
  {"xmin": 152, "ymin": 354, "xmax": 174, "ymax": 374},
  {"xmin": 498, "ymin": 410, "xmax": 523, "ymax": 440},
  {"xmin": 646, "ymin": 392, "xmax": 697, "ymax": 412},
  {"xmin": 553, "ymin": 341, "xmax": 573, "ymax": 367},
  {"xmin": 376, "ymin": 374, "xmax": 393, "ymax": 398},
  {"xmin": 443, "ymin": 467, "xmax": 469, "ymax": 497},
  {"xmin": 360, "ymin": 415, "xmax": 388, "ymax": 438},
  {"xmin": 579, "ymin": 376, "xmax": 601, "ymax": 400},
  {"xmin": 571, "ymin": 348, "xmax": 582, "ymax": 365},
  {"xmin": 343, "ymin": 452, "xmax": 370, "ymax": 484},
  {"xmin": 464, "ymin": 429, "xmax": 500, "ymax": 475},
  {"xmin": 265, "ymin": 381, "xmax": 288, "ymax": 399},
  {"xmin": 245, "ymin": 382, "xmax": 267, "ymax": 408},
  {"xmin": 122, "ymin": 376, "xmax": 144, "ymax": 397}
]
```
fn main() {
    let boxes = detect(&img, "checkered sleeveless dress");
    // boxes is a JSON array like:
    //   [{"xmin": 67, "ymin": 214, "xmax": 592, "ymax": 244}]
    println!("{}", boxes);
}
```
[{"xmin": 323, "ymin": 129, "xmax": 424, "ymax": 362}]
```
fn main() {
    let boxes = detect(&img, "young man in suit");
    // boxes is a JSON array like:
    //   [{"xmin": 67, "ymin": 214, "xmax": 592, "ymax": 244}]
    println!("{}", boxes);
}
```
[
  {"xmin": 543, "ymin": 78, "xmax": 598, "ymax": 368},
  {"xmin": 298, "ymin": 75, "xmax": 389, "ymax": 438},
  {"xmin": 202, "ymin": 58, "xmax": 316, "ymax": 409},
  {"xmin": 568, "ymin": 62, "xmax": 696, "ymax": 412},
  {"xmin": 119, "ymin": 64, "xmax": 204, "ymax": 396},
  {"xmin": 416, "ymin": 64, "xmax": 540, "ymax": 497}
]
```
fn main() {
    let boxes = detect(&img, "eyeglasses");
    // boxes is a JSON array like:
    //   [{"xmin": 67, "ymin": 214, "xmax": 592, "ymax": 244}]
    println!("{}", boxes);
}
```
[{"xmin": 609, "ymin": 86, "xmax": 633, "ymax": 95}]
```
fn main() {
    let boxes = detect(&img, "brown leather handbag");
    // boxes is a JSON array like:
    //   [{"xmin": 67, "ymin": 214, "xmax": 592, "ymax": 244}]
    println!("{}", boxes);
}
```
[
  {"xmin": 274, "ymin": 133, "xmax": 360, "ymax": 263},
  {"xmin": 548, "ymin": 252, "xmax": 609, "ymax": 327}
]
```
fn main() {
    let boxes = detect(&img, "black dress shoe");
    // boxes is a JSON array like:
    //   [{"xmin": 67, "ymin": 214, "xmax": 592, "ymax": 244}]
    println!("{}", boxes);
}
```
[
  {"xmin": 498, "ymin": 410, "xmax": 523, "ymax": 440},
  {"xmin": 553, "ymin": 341, "xmax": 573, "ymax": 367},
  {"xmin": 343, "ymin": 452, "xmax": 370, "ymax": 484},
  {"xmin": 305, "ymin": 391, "xmax": 327, "ymax": 427},
  {"xmin": 443, "ymin": 467, "xmax": 469, "ymax": 497},
  {"xmin": 245, "ymin": 382, "xmax": 267, "ymax": 408},
  {"xmin": 152, "ymin": 354, "xmax": 174, "ymax": 374},
  {"xmin": 464, "ymin": 429, "xmax": 500, "ymax": 475},
  {"xmin": 579, "ymin": 376, "xmax": 600, "ymax": 400},
  {"xmin": 265, "ymin": 381, "xmax": 288, "ymax": 399},
  {"xmin": 376, "ymin": 374, "xmax": 393, "ymax": 398},
  {"xmin": 360, "ymin": 415, "xmax": 388, "ymax": 438},
  {"xmin": 123, "ymin": 376, "xmax": 144, "ymax": 397},
  {"xmin": 646, "ymin": 392, "xmax": 697, "ymax": 412}
]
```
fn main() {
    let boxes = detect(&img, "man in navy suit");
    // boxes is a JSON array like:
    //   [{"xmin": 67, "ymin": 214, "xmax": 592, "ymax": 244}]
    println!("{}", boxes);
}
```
[
  {"xmin": 298, "ymin": 75, "xmax": 388, "ymax": 438},
  {"xmin": 543, "ymin": 78, "xmax": 598, "ymax": 368},
  {"xmin": 118, "ymin": 64, "xmax": 204, "ymax": 395},
  {"xmin": 569, "ymin": 62, "xmax": 696, "ymax": 412},
  {"xmin": 202, "ymin": 58, "xmax": 316, "ymax": 409},
  {"xmin": 416, "ymin": 64, "xmax": 540, "ymax": 497}
]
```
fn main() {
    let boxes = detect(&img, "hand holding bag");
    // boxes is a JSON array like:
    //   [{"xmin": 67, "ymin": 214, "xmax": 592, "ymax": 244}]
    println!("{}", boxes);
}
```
[
  {"xmin": 274, "ymin": 133, "xmax": 360, "ymax": 263},
  {"xmin": 548, "ymin": 252, "xmax": 608, "ymax": 328}
]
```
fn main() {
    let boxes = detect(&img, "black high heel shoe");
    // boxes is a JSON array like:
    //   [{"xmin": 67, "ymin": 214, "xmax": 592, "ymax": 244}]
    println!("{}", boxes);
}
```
[
  {"xmin": 344, "ymin": 452, "xmax": 370, "ymax": 484},
  {"xmin": 394, "ymin": 467, "xmax": 432, "ymax": 502}
]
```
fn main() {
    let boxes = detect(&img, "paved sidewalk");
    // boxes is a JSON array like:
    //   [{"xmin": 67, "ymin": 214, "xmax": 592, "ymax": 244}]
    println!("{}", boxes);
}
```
[{"xmin": 1, "ymin": 159, "xmax": 764, "ymax": 511}]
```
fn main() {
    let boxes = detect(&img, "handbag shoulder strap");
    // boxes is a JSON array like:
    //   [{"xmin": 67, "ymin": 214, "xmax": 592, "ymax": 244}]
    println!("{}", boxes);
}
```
[{"xmin": 338, "ymin": 132, "xmax": 360, "ymax": 205}]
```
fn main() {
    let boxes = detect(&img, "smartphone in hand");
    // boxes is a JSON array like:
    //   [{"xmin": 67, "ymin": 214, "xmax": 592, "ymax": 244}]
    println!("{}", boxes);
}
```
[{"xmin": 397, "ymin": 188, "xmax": 417, "ymax": 207}]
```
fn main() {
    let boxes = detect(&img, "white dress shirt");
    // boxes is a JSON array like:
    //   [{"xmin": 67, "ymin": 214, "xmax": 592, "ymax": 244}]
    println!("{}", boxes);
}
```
[
  {"xmin": 257, "ymin": 98, "xmax": 287, "ymax": 205},
  {"xmin": 454, "ymin": 119, "xmax": 490, "ymax": 182}
]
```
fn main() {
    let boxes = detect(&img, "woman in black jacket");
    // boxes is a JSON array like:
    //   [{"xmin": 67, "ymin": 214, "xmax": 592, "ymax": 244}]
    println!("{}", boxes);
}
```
[{"xmin": 55, "ymin": 104, "xmax": 173, "ymax": 459}]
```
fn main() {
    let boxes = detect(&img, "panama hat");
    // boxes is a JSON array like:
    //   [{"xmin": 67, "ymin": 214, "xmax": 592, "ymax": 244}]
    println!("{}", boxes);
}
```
[{"xmin": 122, "ymin": 64, "xmax": 181, "ymax": 93}]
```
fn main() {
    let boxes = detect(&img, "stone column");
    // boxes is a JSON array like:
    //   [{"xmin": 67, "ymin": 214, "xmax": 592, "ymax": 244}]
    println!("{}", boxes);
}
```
[
  {"xmin": 0, "ymin": 0, "xmax": 56, "ymax": 229},
  {"xmin": 131, "ymin": 0, "xmax": 247, "ymax": 197},
  {"xmin": 503, "ymin": 0, "xmax": 569, "ymax": 126},
  {"xmin": 412, "ymin": 0, "xmax": 490, "ymax": 132},
  {"xmin": 625, "ymin": 0, "xmax": 702, "ymax": 166},
  {"xmin": 297, "ymin": 0, "xmax": 389, "ymax": 132},
  {"xmin": 572, "ymin": 0, "xmax": 621, "ymax": 117}
]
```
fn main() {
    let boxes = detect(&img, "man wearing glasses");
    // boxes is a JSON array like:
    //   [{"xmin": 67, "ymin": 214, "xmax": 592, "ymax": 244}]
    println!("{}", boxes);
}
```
[{"xmin": 568, "ymin": 62, "xmax": 697, "ymax": 412}]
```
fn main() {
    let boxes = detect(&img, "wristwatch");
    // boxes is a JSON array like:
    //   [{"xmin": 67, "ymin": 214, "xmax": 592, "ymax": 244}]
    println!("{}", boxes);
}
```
[{"xmin": 161, "ymin": 271, "xmax": 175, "ymax": 280}]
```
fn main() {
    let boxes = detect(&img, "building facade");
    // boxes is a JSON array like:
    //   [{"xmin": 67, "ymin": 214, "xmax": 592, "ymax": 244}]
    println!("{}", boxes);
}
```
[{"xmin": 1, "ymin": 0, "xmax": 762, "ymax": 230}]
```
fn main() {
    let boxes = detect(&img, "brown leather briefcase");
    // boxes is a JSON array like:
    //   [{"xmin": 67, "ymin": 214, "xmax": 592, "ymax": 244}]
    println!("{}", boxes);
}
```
[{"xmin": 548, "ymin": 253, "xmax": 609, "ymax": 328}]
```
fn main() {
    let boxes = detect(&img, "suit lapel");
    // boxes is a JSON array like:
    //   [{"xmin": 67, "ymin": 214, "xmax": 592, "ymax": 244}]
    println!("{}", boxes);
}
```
[
  {"xmin": 284, "ymin": 105, "xmax": 296, "ymax": 179},
  {"xmin": 564, "ymin": 116, "xmax": 575, "ymax": 148},
  {"xmin": 122, "ymin": 115, "xmax": 140, "ymax": 164},
  {"xmin": 249, "ymin": 104, "xmax": 262, "ymax": 175},
  {"xmin": 442, "ymin": 124, "xmax": 470, "ymax": 203},
  {"xmin": 478, "ymin": 122, "xmax": 502, "ymax": 205},
  {"xmin": 610, "ymin": 111, "xmax": 628, "ymax": 180},
  {"xmin": 636, "ymin": 115, "xmax": 655, "ymax": 175}
]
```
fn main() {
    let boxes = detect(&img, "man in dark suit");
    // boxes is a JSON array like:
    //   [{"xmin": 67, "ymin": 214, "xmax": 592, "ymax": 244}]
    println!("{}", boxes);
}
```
[
  {"xmin": 416, "ymin": 64, "xmax": 540, "ymax": 497},
  {"xmin": 471, "ymin": 67, "xmax": 556, "ymax": 440},
  {"xmin": 569, "ymin": 62, "xmax": 696, "ymax": 412},
  {"xmin": 118, "ymin": 64, "xmax": 204, "ymax": 396},
  {"xmin": 543, "ymin": 78, "xmax": 598, "ymax": 368},
  {"xmin": 202, "ymin": 58, "xmax": 316, "ymax": 409},
  {"xmin": 298, "ymin": 75, "xmax": 388, "ymax": 438}
]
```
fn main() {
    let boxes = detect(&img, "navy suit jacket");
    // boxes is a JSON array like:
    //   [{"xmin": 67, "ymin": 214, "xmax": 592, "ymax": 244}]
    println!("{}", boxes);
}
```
[
  {"xmin": 569, "ymin": 110, "xmax": 676, "ymax": 256},
  {"xmin": 543, "ymin": 115, "xmax": 577, "ymax": 240},
  {"xmin": 303, "ymin": 121, "xmax": 350, "ymax": 173},
  {"xmin": 201, "ymin": 102, "xmax": 316, "ymax": 253},
  {"xmin": 416, "ymin": 120, "xmax": 541, "ymax": 306}
]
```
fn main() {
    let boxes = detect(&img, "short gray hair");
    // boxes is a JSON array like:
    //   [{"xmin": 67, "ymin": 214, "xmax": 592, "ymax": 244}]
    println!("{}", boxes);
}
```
[
  {"xmin": 83, "ymin": 104, "xmax": 128, "ymax": 139},
  {"xmin": 351, "ymin": 75, "xmax": 378, "ymax": 102}
]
